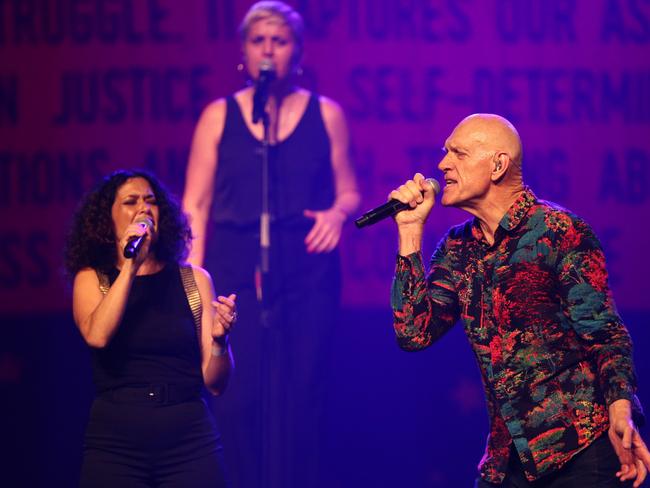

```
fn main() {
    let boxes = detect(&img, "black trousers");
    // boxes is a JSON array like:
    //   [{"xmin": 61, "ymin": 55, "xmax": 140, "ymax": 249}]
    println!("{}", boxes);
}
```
[
  {"xmin": 80, "ymin": 396, "xmax": 228, "ymax": 488},
  {"xmin": 475, "ymin": 434, "xmax": 633, "ymax": 488}
]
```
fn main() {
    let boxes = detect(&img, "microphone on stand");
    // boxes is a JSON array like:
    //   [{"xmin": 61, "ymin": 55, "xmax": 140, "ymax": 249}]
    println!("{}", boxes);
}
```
[
  {"xmin": 252, "ymin": 59, "xmax": 276, "ymax": 124},
  {"xmin": 355, "ymin": 178, "xmax": 441, "ymax": 229},
  {"xmin": 123, "ymin": 216, "xmax": 154, "ymax": 258}
]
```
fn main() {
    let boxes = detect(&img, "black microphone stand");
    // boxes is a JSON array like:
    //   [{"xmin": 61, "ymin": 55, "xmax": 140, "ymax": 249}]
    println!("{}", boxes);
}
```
[
  {"xmin": 253, "ymin": 95, "xmax": 272, "ymax": 488},
  {"xmin": 255, "ymin": 108, "xmax": 271, "ymax": 306}
]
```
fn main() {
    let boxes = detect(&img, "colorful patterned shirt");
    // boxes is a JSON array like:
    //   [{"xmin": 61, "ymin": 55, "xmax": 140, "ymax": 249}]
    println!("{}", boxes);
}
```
[{"xmin": 391, "ymin": 188, "xmax": 637, "ymax": 483}]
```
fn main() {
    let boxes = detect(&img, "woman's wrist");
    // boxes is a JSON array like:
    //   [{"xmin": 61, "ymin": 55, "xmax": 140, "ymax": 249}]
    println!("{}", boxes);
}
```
[
  {"xmin": 117, "ymin": 259, "xmax": 139, "ymax": 279},
  {"xmin": 211, "ymin": 336, "xmax": 229, "ymax": 357},
  {"xmin": 331, "ymin": 205, "xmax": 348, "ymax": 221}
]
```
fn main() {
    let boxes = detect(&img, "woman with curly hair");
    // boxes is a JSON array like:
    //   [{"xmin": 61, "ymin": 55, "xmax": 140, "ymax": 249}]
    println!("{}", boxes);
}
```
[{"xmin": 65, "ymin": 170, "xmax": 236, "ymax": 487}]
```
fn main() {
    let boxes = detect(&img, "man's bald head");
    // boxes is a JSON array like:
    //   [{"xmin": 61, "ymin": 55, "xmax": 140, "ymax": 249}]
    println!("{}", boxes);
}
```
[
  {"xmin": 452, "ymin": 113, "xmax": 523, "ymax": 171},
  {"xmin": 438, "ymin": 113, "xmax": 524, "ymax": 211}
]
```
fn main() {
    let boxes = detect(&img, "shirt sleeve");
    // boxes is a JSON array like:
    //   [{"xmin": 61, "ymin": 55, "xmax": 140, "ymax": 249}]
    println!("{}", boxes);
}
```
[
  {"xmin": 391, "ymin": 234, "xmax": 460, "ymax": 351},
  {"xmin": 556, "ymin": 216, "xmax": 638, "ymax": 408}
]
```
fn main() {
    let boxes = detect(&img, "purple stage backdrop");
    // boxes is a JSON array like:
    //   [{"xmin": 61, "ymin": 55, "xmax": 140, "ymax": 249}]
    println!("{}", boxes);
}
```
[
  {"xmin": 1, "ymin": 0, "xmax": 649, "ymax": 313},
  {"xmin": 2, "ymin": 2, "xmax": 650, "ymax": 487}
]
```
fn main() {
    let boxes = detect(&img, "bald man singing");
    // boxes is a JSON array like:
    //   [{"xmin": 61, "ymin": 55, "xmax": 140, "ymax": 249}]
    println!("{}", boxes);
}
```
[{"xmin": 390, "ymin": 114, "xmax": 650, "ymax": 487}]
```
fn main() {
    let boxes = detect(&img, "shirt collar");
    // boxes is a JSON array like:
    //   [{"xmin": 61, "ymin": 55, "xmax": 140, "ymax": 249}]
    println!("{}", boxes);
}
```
[
  {"xmin": 499, "ymin": 187, "xmax": 537, "ymax": 231},
  {"xmin": 470, "ymin": 187, "xmax": 537, "ymax": 241}
]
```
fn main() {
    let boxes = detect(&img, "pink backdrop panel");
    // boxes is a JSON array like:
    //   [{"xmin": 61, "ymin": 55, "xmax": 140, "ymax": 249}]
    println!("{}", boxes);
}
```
[{"xmin": 1, "ymin": 0, "xmax": 648, "ymax": 313}]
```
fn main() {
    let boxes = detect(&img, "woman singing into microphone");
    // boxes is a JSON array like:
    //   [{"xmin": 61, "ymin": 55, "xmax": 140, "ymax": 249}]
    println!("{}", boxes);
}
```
[
  {"xmin": 182, "ymin": 2, "xmax": 360, "ymax": 486},
  {"xmin": 65, "ymin": 170, "xmax": 236, "ymax": 487}
]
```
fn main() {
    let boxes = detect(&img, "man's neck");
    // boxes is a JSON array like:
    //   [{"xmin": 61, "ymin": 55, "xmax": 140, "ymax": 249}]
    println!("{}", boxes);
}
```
[{"xmin": 464, "ymin": 184, "xmax": 525, "ymax": 245}]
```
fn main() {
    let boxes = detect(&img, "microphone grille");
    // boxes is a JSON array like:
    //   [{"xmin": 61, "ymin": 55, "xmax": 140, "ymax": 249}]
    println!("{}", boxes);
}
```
[
  {"xmin": 259, "ymin": 59, "xmax": 276, "ymax": 72},
  {"xmin": 426, "ymin": 178, "xmax": 441, "ymax": 195},
  {"xmin": 135, "ymin": 215, "xmax": 154, "ymax": 229}
]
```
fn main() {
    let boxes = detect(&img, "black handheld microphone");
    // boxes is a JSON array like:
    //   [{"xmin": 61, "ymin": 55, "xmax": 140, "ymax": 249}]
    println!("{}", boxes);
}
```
[
  {"xmin": 355, "ymin": 178, "xmax": 441, "ymax": 229},
  {"xmin": 123, "ymin": 216, "xmax": 154, "ymax": 259},
  {"xmin": 252, "ymin": 59, "xmax": 276, "ymax": 124}
]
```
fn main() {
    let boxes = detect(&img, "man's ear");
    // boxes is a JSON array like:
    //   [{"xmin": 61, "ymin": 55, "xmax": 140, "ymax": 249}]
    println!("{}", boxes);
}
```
[{"xmin": 492, "ymin": 152, "xmax": 510, "ymax": 181}]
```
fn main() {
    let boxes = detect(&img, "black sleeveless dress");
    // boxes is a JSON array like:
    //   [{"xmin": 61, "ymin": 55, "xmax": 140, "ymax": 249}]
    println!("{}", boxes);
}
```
[
  {"xmin": 204, "ymin": 93, "xmax": 340, "ymax": 488},
  {"xmin": 79, "ymin": 265, "xmax": 228, "ymax": 487}
]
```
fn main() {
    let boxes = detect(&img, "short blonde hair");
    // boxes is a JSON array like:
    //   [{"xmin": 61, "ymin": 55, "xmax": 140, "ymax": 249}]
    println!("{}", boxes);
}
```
[{"xmin": 239, "ymin": 1, "xmax": 304, "ymax": 67}]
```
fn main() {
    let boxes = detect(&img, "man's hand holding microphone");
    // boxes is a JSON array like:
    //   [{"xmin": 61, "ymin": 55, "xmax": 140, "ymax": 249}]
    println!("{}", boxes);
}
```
[
  {"xmin": 389, "ymin": 174, "xmax": 439, "ymax": 256},
  {"xmin": 355, "ymin": 173, "xmax": 439, "ymax": 256}
]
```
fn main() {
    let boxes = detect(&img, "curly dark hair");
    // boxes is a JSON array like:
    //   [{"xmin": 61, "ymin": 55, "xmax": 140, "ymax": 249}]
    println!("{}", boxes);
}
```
[{"xmin": 64, "ymin": 170, "xmax": 192, "ymax": 277}]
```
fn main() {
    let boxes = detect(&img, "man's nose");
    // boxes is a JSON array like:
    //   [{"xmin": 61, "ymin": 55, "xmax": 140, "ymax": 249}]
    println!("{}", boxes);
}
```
[{"xmin": 438, "ymin": 154, "xmax": 451, "ymax": 171}]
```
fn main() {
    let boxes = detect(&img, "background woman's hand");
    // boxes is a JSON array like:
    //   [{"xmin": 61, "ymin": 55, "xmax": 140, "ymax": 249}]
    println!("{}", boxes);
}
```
[{"xmin": 303, "ymin": 207, "xmax": 346, "ymax": 253}]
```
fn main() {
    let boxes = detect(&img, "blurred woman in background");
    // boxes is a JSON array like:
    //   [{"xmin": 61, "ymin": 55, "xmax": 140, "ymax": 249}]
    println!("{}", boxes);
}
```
[{"xmin": 182, "ymin": 1, "xmax": 360, "ymax": 486}]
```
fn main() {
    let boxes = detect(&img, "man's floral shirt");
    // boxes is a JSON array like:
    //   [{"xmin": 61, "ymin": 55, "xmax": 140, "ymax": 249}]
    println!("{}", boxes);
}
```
[{"xmin": 391, "ymin": 188, "xmax": 638, "ymax": 482}]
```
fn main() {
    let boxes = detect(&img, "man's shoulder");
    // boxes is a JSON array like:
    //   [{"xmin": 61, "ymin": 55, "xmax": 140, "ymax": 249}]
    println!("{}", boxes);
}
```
[
  {"xmin": 529, "ymin": 199, "xmax": 595, "ymax": 238},
  {"xmin": 534, "ymin": 198, "xmax": 573, "ymax": 216}
]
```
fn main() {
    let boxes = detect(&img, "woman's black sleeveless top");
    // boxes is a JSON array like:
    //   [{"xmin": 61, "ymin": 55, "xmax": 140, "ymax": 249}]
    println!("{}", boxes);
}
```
[
  {"xmin": 211, "ymin": 93, "xmax": 335, "ymax": 228},
  {"xmin": 91, "ymin": 265, "xmax": 203, "ymax": 394}
]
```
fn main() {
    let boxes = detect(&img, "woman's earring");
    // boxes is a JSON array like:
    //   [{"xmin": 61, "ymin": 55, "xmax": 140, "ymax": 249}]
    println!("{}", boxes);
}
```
[{"xmin": 237, "ymin": 63, "xmax": 244, "ymax": 72}]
